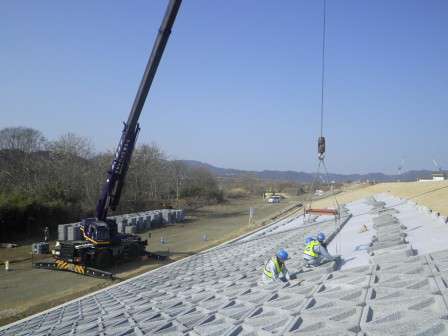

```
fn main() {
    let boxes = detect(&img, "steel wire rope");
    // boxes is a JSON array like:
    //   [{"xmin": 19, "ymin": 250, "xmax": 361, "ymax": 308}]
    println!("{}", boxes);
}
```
[
  {"xmin": 320, "ymin": 0, "xmax": 327, "ymax": 138},
  {"xmin": 321, "ymin": 158, "xmax": 341, "ymax": 211},
  {"xmin": 304, "ymin": 159, "xmax": 323, "ymax": 220}
]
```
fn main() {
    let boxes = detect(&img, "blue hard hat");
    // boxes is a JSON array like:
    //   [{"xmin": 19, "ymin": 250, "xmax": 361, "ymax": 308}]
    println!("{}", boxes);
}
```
[
  {"xmin": 317, "ymin": 232, "xmax": 325, "ymax": 242},
  {"xmin": 305, "ymin": 236, "xmax": 314, "ymax": 245},
  {"xmin": 276, "ymin": 249, "xmax": 289, "ymax": 261}
]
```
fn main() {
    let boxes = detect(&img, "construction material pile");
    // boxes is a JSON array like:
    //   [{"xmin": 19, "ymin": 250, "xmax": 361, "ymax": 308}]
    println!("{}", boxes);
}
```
[{"xmin": 57, "ymin": 209, "xmax": 185, "ymax": 241}]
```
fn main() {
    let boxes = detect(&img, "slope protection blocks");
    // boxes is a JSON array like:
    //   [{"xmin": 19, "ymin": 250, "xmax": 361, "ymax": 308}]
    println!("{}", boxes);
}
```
[{"xmin": 2, "ymin": 197, "xmax": 448, "ymax": 335}]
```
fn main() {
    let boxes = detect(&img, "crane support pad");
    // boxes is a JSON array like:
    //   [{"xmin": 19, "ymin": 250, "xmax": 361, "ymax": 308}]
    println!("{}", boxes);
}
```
[
  {"xmin": 306, "ymin": 208, "xmax": 338, "ymax": 215},
  {"xmin": 33, "ymin": 261, "xmax": 113, "ymax": 279}
]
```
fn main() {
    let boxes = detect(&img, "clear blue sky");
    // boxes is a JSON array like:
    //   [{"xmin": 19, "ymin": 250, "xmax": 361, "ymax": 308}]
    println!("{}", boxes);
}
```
[{"xmin": 1, "ymin": 1, "xmax": 447, "ymax": 174}]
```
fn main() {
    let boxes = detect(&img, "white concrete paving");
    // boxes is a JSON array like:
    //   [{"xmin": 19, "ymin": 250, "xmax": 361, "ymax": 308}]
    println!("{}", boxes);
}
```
[{"xmin": 328, "ymin": 199, "xmax": 376, "ymax": 270}]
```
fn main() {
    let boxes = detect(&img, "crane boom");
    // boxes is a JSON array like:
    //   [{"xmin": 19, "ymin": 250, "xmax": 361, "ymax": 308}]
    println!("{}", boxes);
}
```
[{"xmin": 96, "ymin": 0, "xmax": 182, "ymax": 220}]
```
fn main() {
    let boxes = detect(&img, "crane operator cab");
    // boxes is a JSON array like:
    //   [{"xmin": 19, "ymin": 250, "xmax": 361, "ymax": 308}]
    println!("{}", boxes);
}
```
[{"xmin": 80, "ymin": 218, "xmax": 116, "ymax": 245}]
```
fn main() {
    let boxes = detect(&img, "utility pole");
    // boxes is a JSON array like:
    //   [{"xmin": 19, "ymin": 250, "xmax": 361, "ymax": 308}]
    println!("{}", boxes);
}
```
[
  {"xmin": 176, "ymin": 177, "xmax": 180, "ymax": 208},
  {"xmin": 249, "ymin": 207, "xmax": 255, "ymax": 226}
]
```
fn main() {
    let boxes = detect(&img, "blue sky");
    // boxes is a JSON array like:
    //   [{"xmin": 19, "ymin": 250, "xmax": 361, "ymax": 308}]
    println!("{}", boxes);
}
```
[{"xmin": 1, "ymin": 0, "xmax": 447, "ymax": 174}]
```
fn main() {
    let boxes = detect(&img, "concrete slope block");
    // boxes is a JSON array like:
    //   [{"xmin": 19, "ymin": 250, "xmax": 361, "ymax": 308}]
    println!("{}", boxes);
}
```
[
  {"xmin": 282, "ymin": 316, "xmax": 358, "ymax": 335},
  {"xmin": 360, "ymin": 310, "xmax": 448, "ymax": 336}
]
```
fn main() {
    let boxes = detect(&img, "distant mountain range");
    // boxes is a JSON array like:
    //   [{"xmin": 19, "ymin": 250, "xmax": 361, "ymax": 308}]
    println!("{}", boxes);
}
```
[{"xmin": 179, "ymin": 160, "xmax": 435, "ymax": 183}]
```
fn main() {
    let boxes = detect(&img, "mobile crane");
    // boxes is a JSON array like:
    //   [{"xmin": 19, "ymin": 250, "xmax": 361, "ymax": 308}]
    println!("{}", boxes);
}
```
[{"xmin": 33, "ymin": 0, "xmax": 182, "ymax": 278}]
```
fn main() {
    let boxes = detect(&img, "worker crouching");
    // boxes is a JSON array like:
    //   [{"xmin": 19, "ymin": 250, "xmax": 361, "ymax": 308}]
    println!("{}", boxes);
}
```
[
  {"xmin": 262, "ymin": 249, "xmax": 290, "ymax": 283},
  {"xmin": 303, "ymin": 232, "xmax": 335, "ymax": 267}
]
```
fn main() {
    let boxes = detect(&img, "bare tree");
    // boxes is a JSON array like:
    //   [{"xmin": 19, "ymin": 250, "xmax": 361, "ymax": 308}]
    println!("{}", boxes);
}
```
[
  {"xmin": 0, "ymin": 127, "xmax": 46, "ymax": 153},
  {"xmin": 47, "ymin": 132, "xmax": 93, "ymax": 159},
  {"xmin": 0, "ymin": 127, "xmax": 48, "ymax": 194},
  {"xmin": 124, "ymin": 143, "xmax": 168, "ymax": 206}
]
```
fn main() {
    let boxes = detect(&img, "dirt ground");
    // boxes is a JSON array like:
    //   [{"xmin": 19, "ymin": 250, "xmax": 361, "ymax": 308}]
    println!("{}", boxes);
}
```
[
  {"xmin": 0, "ymin": 194, "xmax": 303, "ymax": 327},
  {"xmin": 143, "ymin": 195, "xmax": 305, "ymax": 260},
  {"xmin": 313, "ymin": 181, "xmax": 448, "ymax": 216}
]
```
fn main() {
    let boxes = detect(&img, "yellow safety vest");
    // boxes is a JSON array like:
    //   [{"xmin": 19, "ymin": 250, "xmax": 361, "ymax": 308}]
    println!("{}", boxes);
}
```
[
  {"xmin": 304, "ymin": 240, "xmax": 320, "ymax": 258},
  {"xmin": 263, "ymin": 256, "xmax": 284, "ymax": 279}
]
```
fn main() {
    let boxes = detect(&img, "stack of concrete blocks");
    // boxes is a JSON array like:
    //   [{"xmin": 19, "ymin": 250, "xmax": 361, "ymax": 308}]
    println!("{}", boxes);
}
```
[
  {"xmin": 110, "ymin": 209, "xmax": 184, "ymax": 235},
  {"xmin": 135, "ymin": 216, "xmax": 144, "ymax": 232},
  {"xmin": 6, "ymin": 195, "xmax": 448, "ymax": 336},
  {"xmin": 143, "ymin": 213, "xmax": 152, "ymax": 230},
  {"xmin": 115, "ymin": 214, "xmax": 138, "ymax": 234},
  {"xmin": 370, "ymin": 214, "xmax": 407, "ymax": 251},
  {"xmin": 124, "ymin": 225, "xmax": 137, "ymax": 234},
  {"xmin": 161, "ymin": 209, "xmax": 176, "ymax": 224},
  {"xmin": 57, "ymin": 224, "xmax": 68, "ymax": 241},
  {"xmin": 115, "ymin": 216, "xmax": 127, "ymax": 234},
  {"xmin": 31, "ymin": 242, "xmax": 49, "ymax": 255},
  {"xmin": 175, "ymin": 209, "xmax": 185, "ymax": 222},
  {"xmin": 67, "ymin": 224, "xmax": 81, "ymax": 241},
  {"xmin": 365, "ymin": 196, "xmax": 386, "ymax": 211},
  {"xmin": 55, "ymin": 209, "xmax": 185, "ymax": 242},
  {"xmin": 151, "ymin": 211, "xmax": 163, "ymax": 228},
  {"xmin": 57, "ymin": 223, "xmax": 81, "ymax": 241}
]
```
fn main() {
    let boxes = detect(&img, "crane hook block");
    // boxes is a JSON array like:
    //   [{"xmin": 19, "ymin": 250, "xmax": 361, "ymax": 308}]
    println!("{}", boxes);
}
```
[{"xmin": 318, "ymin": 136, "xmax": 326, "ymax": 155}]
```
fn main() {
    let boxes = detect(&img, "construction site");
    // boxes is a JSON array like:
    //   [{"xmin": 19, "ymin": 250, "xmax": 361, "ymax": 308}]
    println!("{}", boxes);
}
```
[
  {"xmin": 1, "ymin": 0, "xmax": 448, "ymax": 335},
  {"xmin": 1, "ymin": 181, "xmax": 448, "ymax": 335}
]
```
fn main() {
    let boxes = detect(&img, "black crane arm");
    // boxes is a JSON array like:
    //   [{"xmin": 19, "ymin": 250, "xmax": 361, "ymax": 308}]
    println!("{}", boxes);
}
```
[{"xmin": 96, "ymin": 0, "xmax": 182, "ymax": 221}]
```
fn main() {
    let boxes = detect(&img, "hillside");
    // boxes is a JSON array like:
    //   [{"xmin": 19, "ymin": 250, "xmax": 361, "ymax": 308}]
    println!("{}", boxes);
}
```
[{"xmin": 179, "ymin": 159, "xmax": 436, "ymax": 183}]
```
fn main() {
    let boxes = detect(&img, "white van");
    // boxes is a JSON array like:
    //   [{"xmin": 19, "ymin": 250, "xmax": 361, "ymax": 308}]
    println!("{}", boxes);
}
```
[{"xmin": 267, "ymin": 195, "xmax": 281, "ymax": 203}]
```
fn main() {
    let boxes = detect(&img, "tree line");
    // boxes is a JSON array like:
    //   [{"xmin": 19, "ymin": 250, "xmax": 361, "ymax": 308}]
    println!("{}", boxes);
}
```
[{"xmin": 0, "ymin": 127, "xmax": 222, "ymax": 240}]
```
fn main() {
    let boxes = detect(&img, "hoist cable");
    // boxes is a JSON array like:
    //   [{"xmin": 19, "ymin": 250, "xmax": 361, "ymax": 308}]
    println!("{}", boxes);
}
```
[
  {"xmin": 305, "ymin": 159, "xmax": 323, "ymax": 218},
  {"xmin": 304, "ymin": 0, "xmax": 335, "ymax": 223},
  {"xmin": 321, "ymin": 158, "xmax": 340, "ymax": 210},
  {"xmin": 320, "ymin": 0, "xmax": 327, "ymax": 137}
]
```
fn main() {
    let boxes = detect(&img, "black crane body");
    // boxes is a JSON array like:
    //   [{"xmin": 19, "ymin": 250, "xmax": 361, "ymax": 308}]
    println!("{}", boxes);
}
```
[{"xmin": 34, "ymin": 0, "xmax": 182, "ymax": 278}]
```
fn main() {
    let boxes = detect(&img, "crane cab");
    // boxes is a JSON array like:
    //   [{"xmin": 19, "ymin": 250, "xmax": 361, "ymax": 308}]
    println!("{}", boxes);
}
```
[{"xmin": 80, "ymin": 218, "xmax": 116, "ymax": 245}]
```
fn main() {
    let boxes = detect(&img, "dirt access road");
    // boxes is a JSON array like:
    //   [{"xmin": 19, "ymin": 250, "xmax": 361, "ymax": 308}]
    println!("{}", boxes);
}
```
[{"xmin": 0, "ymin": 194, "xmax": 303, "ymax": 327}]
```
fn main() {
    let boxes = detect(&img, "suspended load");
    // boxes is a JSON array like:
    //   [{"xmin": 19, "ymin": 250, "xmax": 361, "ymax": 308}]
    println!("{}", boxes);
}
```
[{"xmin": 305, "ymin": 208, "xmax": 338, "ymax": 216}]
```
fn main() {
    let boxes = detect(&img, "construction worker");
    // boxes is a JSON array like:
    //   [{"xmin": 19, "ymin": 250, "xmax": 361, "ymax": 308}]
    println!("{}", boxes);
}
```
[
  {"xmin": 303, "ymin": 232, "xmax": 335, "ymax": 267},
  {"xmin": 43, "ymin": 227, "xmax": 49, "ymax": 242},
  {"xmin": 262, "ymin": 249, "xmax": 290, "ymax": 283},
  {"xmin": 305, "ymin": 236, "xmax": 315, "ymax": 245}
]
